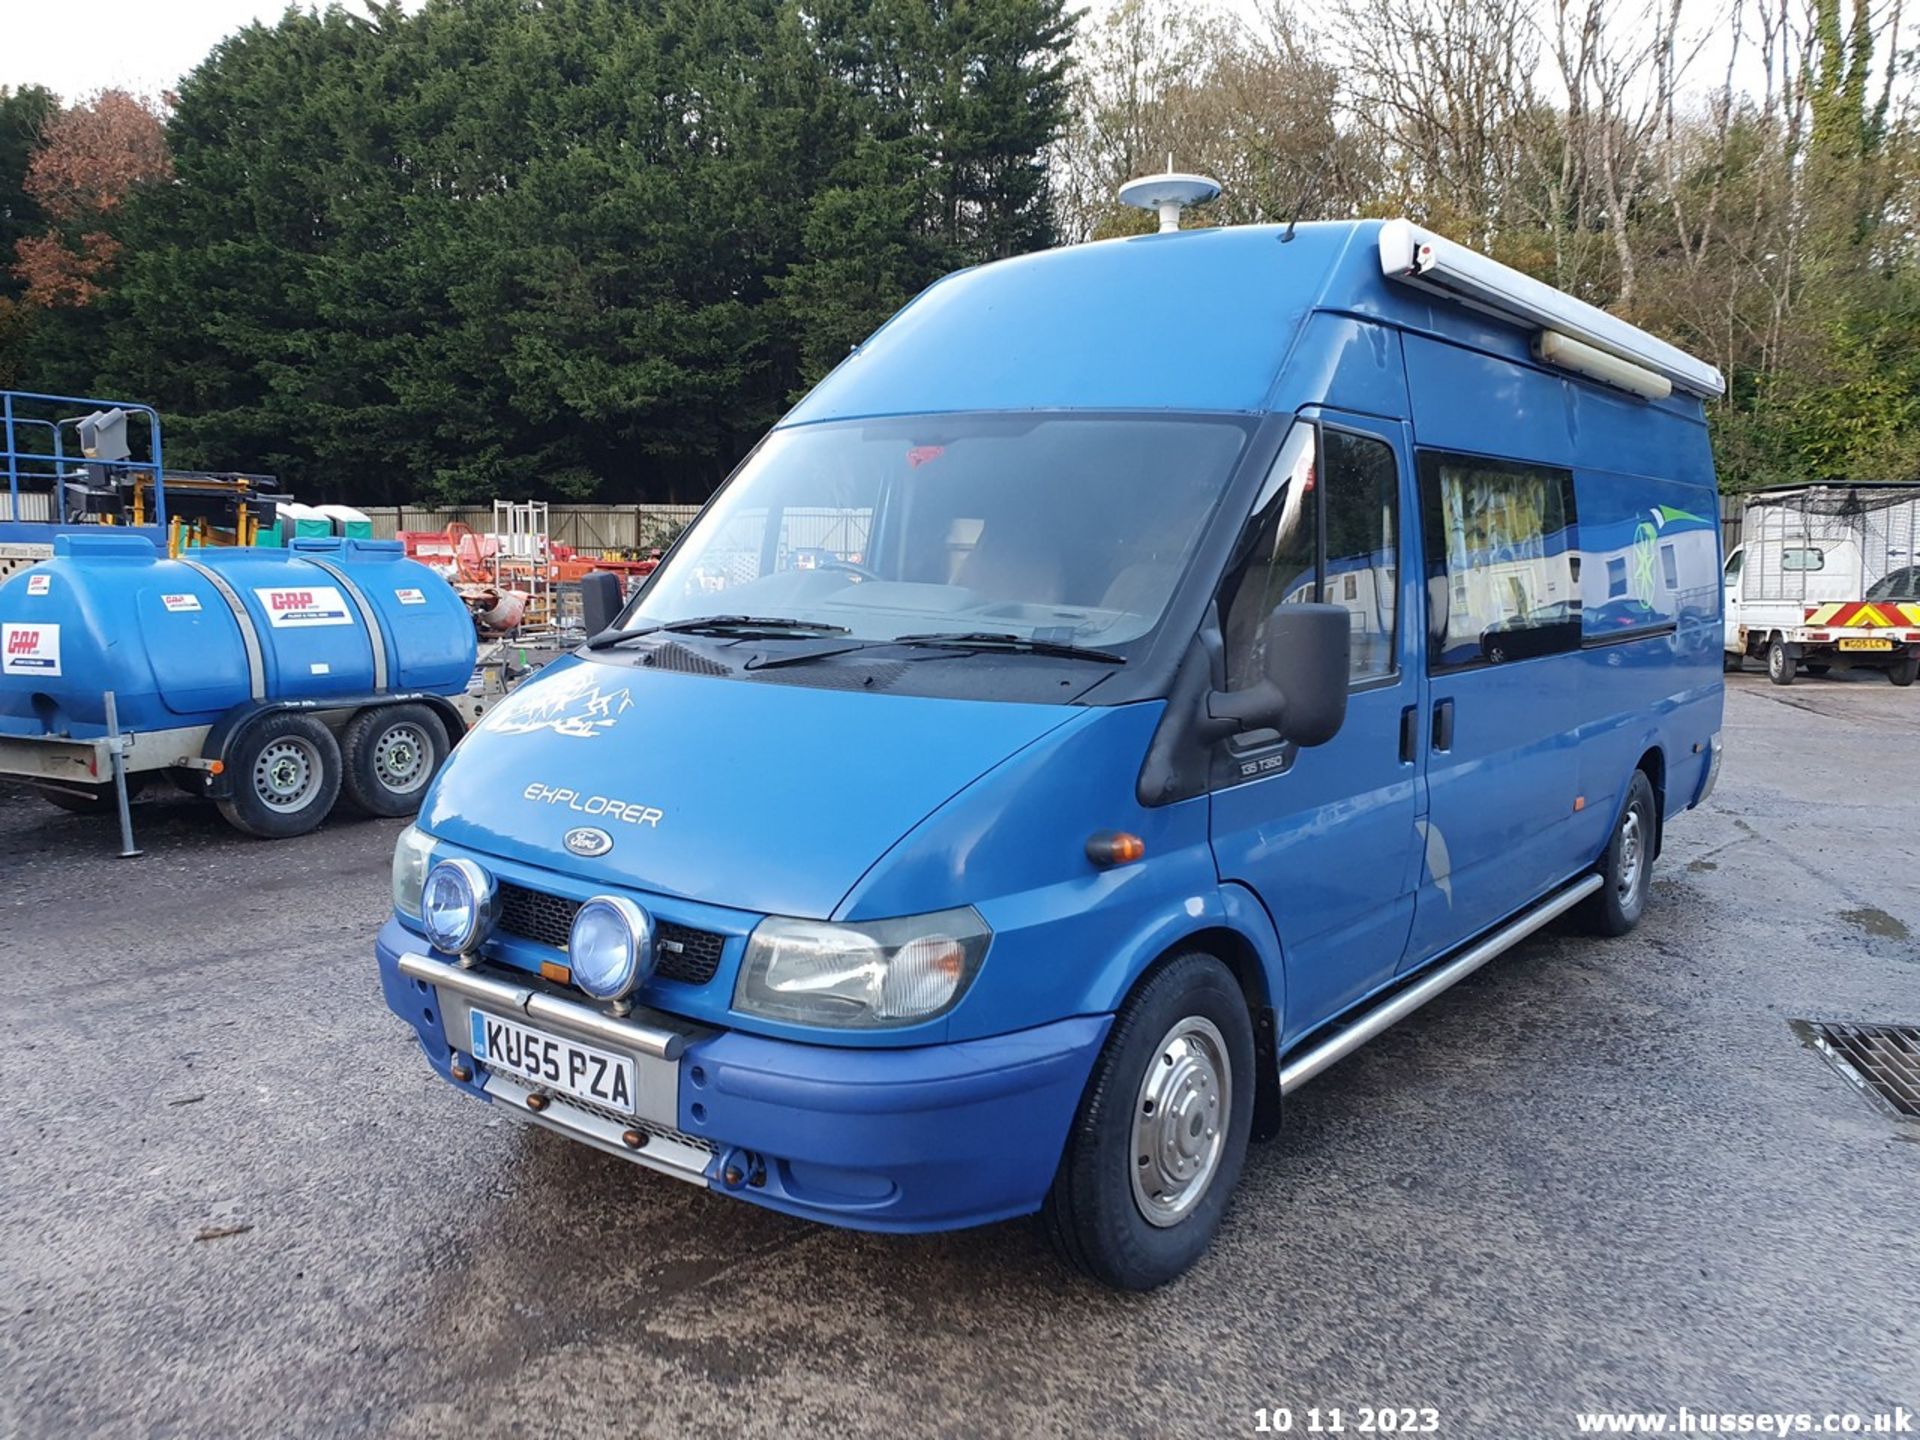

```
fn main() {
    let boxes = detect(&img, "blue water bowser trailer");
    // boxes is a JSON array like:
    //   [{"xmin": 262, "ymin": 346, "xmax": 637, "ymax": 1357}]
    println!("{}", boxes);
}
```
[{"xmin": 0, "ymin": 532, "xmax": 479, "ymax": 838}]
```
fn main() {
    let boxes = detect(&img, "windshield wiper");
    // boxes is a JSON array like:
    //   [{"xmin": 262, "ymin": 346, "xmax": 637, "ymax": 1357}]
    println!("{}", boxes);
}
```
[
  {"xmin": 589, "ymin": 615, "xmax": 850, "ymax": 649},
  {"xmin": 888, "ymin": 631, "xmax": 1126, "ymax": 664}
]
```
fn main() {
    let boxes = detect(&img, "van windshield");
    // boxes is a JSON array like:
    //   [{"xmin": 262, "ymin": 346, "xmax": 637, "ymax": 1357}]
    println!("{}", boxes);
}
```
[{"xmin": 627, "ymin": 413, "xmax": 1250, "ymax": 651}]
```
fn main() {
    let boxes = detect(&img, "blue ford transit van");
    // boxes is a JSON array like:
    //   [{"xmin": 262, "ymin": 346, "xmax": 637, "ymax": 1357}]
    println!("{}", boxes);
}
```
[{"xmin": 376, "ymin": 206, "xmax": 1726, "ymax": 1289}]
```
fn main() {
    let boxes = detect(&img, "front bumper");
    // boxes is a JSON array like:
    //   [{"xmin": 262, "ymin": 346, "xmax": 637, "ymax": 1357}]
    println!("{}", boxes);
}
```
[{"xmin": 376, "ymin": 918, "xmax": 1109, "ymax": 1232}]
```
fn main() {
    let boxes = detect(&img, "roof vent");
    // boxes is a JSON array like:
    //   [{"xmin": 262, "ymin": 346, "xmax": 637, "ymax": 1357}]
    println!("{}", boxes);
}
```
[{"xmin": 1118, "ymin": 166, "xmax": 1221, "ymax": 233}]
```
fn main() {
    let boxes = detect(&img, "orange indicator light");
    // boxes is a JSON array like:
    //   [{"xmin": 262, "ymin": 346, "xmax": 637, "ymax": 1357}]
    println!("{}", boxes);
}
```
[
  {"xmin": 540, "ymin": 960, "xmax": 573, "ymax": 986},
  {"xmin": 1086, "ymin": 830, "xmax": 1147, "ymax": 867}
]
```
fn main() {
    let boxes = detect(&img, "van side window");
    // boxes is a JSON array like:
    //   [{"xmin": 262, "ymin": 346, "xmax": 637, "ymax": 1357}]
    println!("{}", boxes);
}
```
[
  {"xmin": 1221, "ymin": 423, "xmax": 1400, "ymax": 693},
  {"xmin": 1323, "ymin": 430, "xmax": 1399, "ymax": 681},
  {"xmin": 1418, "ymin": 450, "xmax": 1580, "ymax": 670}
]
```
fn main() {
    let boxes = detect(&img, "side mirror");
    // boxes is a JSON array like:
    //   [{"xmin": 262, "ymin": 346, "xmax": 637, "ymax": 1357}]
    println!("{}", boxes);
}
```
[
  {"xmin": 1204, "ymin": 603, "xmax": 1351, "ymax": 747},
  {"xmin": 580, "ymin": 569, "xmax": 624, "ymax": 639}
]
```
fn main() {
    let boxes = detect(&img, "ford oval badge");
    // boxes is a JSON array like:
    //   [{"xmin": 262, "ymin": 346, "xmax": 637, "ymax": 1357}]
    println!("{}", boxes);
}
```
[{"xmin": 564, "ymin": 827, "xmax": 614, "ymax": 858}]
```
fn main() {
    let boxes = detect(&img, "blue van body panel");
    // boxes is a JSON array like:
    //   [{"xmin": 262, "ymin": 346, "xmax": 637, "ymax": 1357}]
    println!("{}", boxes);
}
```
[
  {"xmin": 375, "ymin": 217, "xmax": 1726, "ymax": 1235},
  {"xmin": 783, "ymin": 226, "xmax": 1352, "ymax": 424},
  {"xmin": 419, "ymin": 655, "xmax": 1082, "ymax": 922},
  {"xmin": 837, "ymin": 700, "xmax": 1287, "ymax": 1034}
]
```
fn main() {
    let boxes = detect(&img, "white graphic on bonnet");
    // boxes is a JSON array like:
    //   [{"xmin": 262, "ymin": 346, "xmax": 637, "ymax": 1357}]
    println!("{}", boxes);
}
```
[{"xmin": 488, "ymin": 670, "xmax": 635, "ymax": 739}]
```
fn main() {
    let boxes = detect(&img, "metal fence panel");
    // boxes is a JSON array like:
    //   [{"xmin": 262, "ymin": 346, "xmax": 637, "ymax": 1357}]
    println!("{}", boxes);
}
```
[{"xmin": 359, "ymin": 503, "xmax": 700, "ymax": 555}]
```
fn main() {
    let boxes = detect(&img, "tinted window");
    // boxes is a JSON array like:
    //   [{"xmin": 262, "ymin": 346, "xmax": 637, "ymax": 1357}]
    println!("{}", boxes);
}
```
[
  {"xmin": 1323, "ymin": 430, "xmax": 1399, "ymax": 681},
  {"xmin": 1419, "ymin": 451, "xmax": 1580, "ymax": 670},
  {"xmin": 1221, "ymin": 423, "xmax": 1400, "ymax": 690},
  {"xmin": 1868, "ymin": 565, "xmax": 1920, "ymax": 600}
]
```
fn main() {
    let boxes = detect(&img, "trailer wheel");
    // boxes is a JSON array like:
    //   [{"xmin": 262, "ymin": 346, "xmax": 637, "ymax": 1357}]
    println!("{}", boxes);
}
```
[
  {"xmin": 1579, "ymin": 770, "xmax": 1658, "ymax": 937},
  {"xmin": 38, "ymin": 774, "xmax": 148, "ymax": 815},
  {"xmin": 339, "ymin": 704, "xmax": 449, "ymax": 817},
  {"xmin": 1040, "ymin": 952, "xmax": 1254, "ymax": 1291},
  {"xmin": 217, "ymin": 713, "xmax": 342, "ymax": 838},
  {"xmin": 1891, "ymin": 657, "xmax": 1918, "ymax": 687},
  {"xmin": 1766, "ymin": 636, "xmax": 1796, "ymax": 686}
]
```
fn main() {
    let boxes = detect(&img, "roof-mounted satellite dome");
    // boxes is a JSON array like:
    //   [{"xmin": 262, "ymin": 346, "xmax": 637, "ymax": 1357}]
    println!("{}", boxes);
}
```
[{"xmin": 1118, "ymin": 169, "xmax": 1222, "ymax": 233}]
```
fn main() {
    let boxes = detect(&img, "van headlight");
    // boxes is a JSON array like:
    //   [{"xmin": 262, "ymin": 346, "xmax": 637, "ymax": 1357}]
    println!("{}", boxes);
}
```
[
  {"xmin": 392, "ymin": 824, "xmax": 436, "ymax": 920},
  {"xmin": 733, "ymin": 907, "xmax": 991, "ymax": 1028},
  {"xmin": 421, "ymin": 858, "xmax": 497, "ymax": 955}
]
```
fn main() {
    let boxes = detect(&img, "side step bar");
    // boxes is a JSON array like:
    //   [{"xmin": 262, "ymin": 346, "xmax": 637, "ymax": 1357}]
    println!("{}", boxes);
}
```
[{"xmin": 1278, "ymin": 873, "xmax": 1605, "ymax": 1095}]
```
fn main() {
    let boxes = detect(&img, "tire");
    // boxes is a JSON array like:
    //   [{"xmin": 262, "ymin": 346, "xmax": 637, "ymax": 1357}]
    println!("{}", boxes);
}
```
[
  {"xmin": 38, "ymin": 773, "xmax": 147, "ymax": 815},
  {"xmin": 1722, "ymin": 651, "xmax": 1743, "ymax": 673},
  {"xmin": 1579, "ymin": 769, "xmax": 1658, "ymax": 937},
  {"xmin": 216, "ymin": 712, "xmax": 342, "ymax": 839},
  {"xmin": 338, "ymin": 704, "xmax": 449, "ymax": 817},
  {"xmin": 1890, "ymin": 657, "xmax": 1918, "ymax": 687},
  {"xmin": 1804, "ymin": 662, "xmax": 1830, "ymax": 676},
  {"xmin": 1766, "ymin": 636, "xmax": 1796, "ymax": 686},
  {"xmin": 1041, "ymin": 952, "xmax": 1256, "ymax": 1291}
]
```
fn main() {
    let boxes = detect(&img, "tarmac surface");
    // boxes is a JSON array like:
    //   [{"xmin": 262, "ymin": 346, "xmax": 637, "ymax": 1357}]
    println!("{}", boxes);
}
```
[{"xmin": 2, "ymin": 667, "xmax": 1915, "ymax": 1439}]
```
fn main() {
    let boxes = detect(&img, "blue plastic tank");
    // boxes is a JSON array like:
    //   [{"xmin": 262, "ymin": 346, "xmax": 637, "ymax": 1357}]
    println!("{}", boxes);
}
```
[{"xmin": 0, "ymin": 534, "xmax": 476, "ymax": 740}]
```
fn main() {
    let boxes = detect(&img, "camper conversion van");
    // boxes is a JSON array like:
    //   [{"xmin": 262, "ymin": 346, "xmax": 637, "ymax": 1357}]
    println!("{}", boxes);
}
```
[{"xmin": 375, "ymin": 193, "xmax": 1726, "ymax": 1289}]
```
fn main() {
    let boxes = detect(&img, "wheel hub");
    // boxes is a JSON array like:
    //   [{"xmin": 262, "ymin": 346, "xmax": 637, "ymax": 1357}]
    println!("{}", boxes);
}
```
[
  {"xmin": 1617, "ymin": 807, "xmax": 1643, "ymax": 899},
  {"xmin": 373, "ymin": 722, "xmax": 429, "ymax": 792},
  {"xmin": 254, "ymin": 738, "xmax": 320, "ymax": 810},
  {"xmin": 1130, "ymin": 1016, "xmax": 1230, "ymax": 1227}
]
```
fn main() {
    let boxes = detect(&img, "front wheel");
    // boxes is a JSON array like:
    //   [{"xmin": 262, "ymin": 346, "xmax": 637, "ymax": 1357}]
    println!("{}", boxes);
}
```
[
  {"xmin": 1041, "ymin": 952, "xmax": 1255, "ymax": 1291},
  {"xmin": 1579, "ymin": 769, "xmax": 1657, "ymax": 936},
  {"xmin": 1767, "ymin": 636, "xmax": 1796, "ymax": 686}
]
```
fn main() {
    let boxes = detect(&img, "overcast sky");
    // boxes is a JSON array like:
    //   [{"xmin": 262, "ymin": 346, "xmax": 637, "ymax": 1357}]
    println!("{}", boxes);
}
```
[
  {"xmin": 2, "ymin": 0, "xmax": 1766, "ymax": 112},
  {"xmin": 0, "ymin": 1, "xmax": 399, "ymax": 100}
]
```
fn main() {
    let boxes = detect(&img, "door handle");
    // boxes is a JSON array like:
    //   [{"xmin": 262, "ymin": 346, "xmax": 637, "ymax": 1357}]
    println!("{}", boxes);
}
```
[
  {"xmin": 1399, "ymin": 705, "xmax": 1418, "ymax": 763},
  {"xmin": 1431, "ymin": 697, "xmax": 1455, "ymax": 751}
]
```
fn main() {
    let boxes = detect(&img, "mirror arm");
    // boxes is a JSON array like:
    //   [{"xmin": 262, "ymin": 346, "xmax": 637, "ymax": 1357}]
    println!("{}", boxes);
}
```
[{"xmin": 1197, "ymin": 682, "xmax": 1288, "ymax": 741}]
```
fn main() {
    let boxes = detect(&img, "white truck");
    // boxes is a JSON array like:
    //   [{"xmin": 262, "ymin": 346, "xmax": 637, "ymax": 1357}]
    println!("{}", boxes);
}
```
[{"xmin": 1723, "ymin": 483, "xmax": 1920, "ymax": 686}]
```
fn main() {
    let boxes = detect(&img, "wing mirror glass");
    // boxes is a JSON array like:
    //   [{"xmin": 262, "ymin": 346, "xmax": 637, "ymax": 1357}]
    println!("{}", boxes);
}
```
[{"xmin": 1204, "ymin": 603, "xmax": 1350, "ymax": 747}]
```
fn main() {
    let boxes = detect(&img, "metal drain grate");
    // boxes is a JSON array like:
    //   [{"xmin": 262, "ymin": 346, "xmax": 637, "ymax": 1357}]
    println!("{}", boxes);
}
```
[{"xmin": 1799, "ymin": 1021, "xmax": 1920, "ymax": 1119}]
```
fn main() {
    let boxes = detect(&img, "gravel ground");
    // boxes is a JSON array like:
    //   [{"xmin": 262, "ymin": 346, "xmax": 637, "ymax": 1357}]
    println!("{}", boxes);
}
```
[{"xmin": 1, "ymin": 668, "xmax": 1915, "ymax": 1439}]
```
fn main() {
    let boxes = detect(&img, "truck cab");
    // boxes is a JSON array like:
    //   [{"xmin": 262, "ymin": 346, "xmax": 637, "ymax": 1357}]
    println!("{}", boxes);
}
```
[{"xmin": 375, "ymin": 203, "xmax": 1728, "ymax": 1289}]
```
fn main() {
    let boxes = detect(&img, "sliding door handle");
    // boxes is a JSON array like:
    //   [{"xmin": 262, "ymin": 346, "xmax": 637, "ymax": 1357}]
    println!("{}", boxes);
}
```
[{"xmin": 1431, "ymin": 697, "xmax": 1455, "ymax": 751}]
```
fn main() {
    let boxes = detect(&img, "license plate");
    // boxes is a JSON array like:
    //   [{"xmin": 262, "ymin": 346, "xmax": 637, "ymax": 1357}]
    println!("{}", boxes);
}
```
[
  {"xmin": 470, "ymin": 1009, "xmax": 638, "ymax": 1113},
  {"xmin": 1839, "ymin": 637, "xmax": 1893, "ymax": 651}
]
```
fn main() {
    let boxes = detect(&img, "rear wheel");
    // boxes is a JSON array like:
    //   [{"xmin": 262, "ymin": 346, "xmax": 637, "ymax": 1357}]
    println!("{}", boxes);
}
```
[
  {"xmin": 1804, "ymin": 662, "xmax": 1831, "ymax": 676},
  {"xmin": 1722, "ymin": 651, "xmax": 1743, "ymax": 673},
  {"xmin": 1041, "ymin": 952, "xmax": 1255, "ymax": 1291},
  {"xmin": 1767, "ymin": 636, "xmax": 1796, "ymax": 686},
  {"xmin": 38, "ymin": 774, "xmax": 147, "ymax": 815},
  {"xmin": 216, "ymin": 713, "xmax": 342, "ymax": 838},
  {"xmin": 1579, "ymin": 770, "xmax": 1657, "ymax": 936},
  {"xmin": 339, "ymin": 704, "xmax": 449, "ymax": 817},
  {"xmin": 1890, "ymin": 657, "xmax": 1918, "ymax": 687}
]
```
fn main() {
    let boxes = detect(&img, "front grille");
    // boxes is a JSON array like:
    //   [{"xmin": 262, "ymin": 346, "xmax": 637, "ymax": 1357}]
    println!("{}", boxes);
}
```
[{"xmin": 495, "ymin": 881, "xmax": 727, "ymax": 986}]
